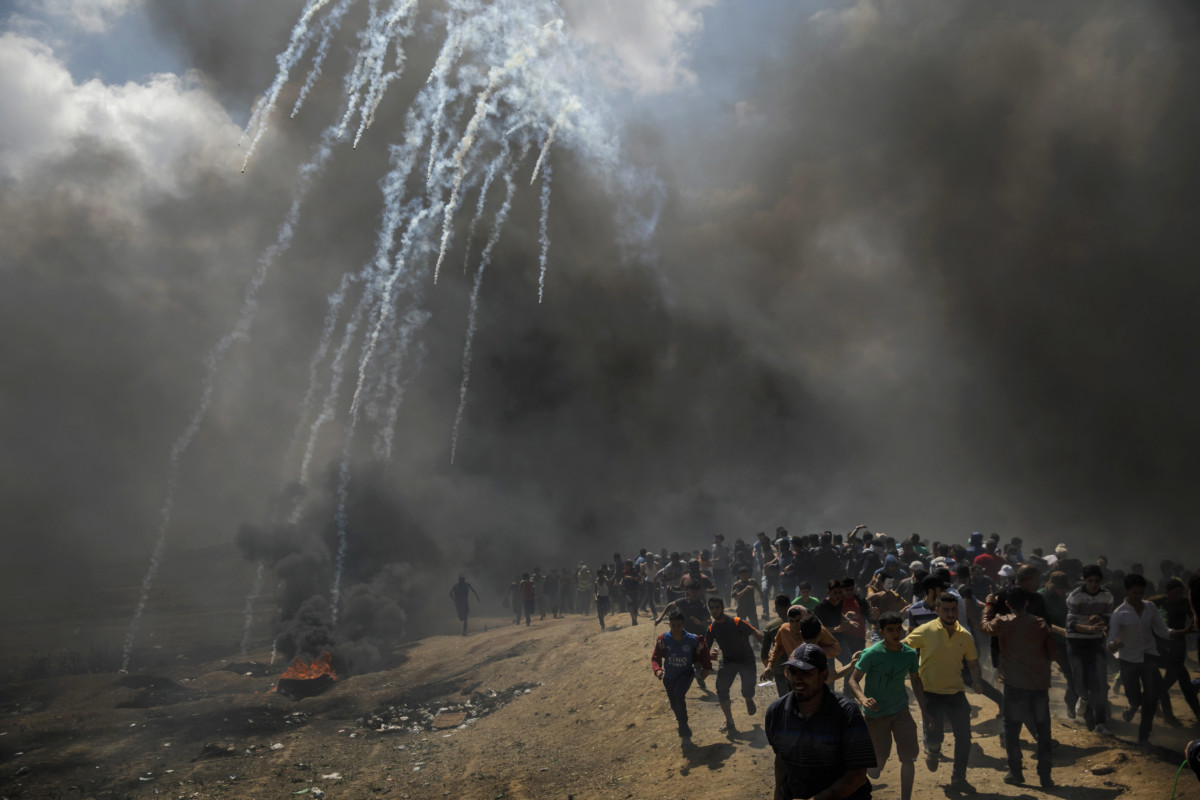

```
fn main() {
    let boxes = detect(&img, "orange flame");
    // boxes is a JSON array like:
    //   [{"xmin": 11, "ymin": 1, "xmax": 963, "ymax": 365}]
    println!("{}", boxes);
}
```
[{"xmin": 278, "ymin": 650, "xmax": 338, "ymax": 681}]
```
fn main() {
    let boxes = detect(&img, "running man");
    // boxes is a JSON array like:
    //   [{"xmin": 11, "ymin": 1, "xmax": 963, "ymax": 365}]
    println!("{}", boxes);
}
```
[
  {"xmin": 848, "ymin": 611, "xmax": 926, "ymax": 800},
  {"xmin": 449, "ymin": 575, "xmax": 481, "ymax": 636},
  {"xmin": 905, "ymin": 592, "xmax": 983, "ymax": 794},
  {"xmin": 651, "ymin": 609, "xmax": 713, "ymax": 739},
  {"xmin": 704, "ymin": 596, "xmax": 764, "ymax": 734}
]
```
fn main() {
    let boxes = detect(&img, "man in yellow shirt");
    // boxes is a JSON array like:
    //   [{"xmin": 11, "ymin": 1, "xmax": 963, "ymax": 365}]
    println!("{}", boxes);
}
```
[{"xmin": 905, "ymin": 593, "xmax": 984, "ymax": 795}]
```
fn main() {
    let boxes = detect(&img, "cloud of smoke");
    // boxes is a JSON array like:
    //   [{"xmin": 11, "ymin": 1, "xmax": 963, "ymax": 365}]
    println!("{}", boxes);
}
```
[{"xmin": 3, "ymin": 0, "xmax": 1199, "ymax": 662}]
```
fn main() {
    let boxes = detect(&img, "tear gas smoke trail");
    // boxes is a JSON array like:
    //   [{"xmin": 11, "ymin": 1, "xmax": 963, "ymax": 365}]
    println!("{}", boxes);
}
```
[
  {"xmin": 213, "ymin": 0, "xmax": 655, "ymax": 646},
  {"xmin": 331, "ymin": 206, "xmax": 437, "ymax": 619},
  {"xmin": 536, "ymin": 158, "xmax": 552, "ymax": 304},
  {"xmin": 294, "ymin": 140, "xmax": 424, "ymax": 495},
  {"xmin": 434, "ymin": 40, "xmax": 540, "ymax": 284},
  {"xmin": 123, "ymin": 133, "xmax": 337, "ymax": 670},
  {"xmin": 450, "ymin": 166, "xmax": 520, "ymax": 465},
  {"xmin": 296, "ymin": 291, "xmax": 367, "ymax": 495},
  {"xmin": 239, "ymin": 560, "xmax": 265, "ymax": 656},
  {"xmin": 291, "ymin": 0, "xmax": 356, "ymax": 119},
  {"xmin": 423, "ymin": 23, "xmax": 466, "ymax": 190},
  {"xmin": 352, "ymin": 0, "xmax": 421, "ymax": 149},
  {"xmin": 461, "ymin": 138, "xmax": 509, "ymax": 275},
  {"xmin": 529, "ymin": 103, "xmax": 570, "ymax": 186},
  {"xmin": 376, "ymin": 309, "xmax": 431, "ymax": 460},
  {"xmin": 120, "ymin": 382, "xmax": 210, "ymax": 671},
  {"xmin": 241, "ymin": 0, "xmax": 335, "ymax": 171},
  {"xmin": 283, "ymin": 273, "xmax": 354, "ymax": 479},
  {"xmin": 347, "ymin": 205, "xmax": 437, "ymax": 438}
]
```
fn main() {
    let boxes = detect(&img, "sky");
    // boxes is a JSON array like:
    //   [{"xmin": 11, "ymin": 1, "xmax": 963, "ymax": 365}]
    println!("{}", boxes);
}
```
[{"xmin": 3, "ymin": 0, "xmax": 1199, "ymax": 654}]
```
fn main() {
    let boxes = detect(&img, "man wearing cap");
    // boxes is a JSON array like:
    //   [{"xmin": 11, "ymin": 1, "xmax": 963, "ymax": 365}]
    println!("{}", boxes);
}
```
[{"xmin": 765, "ymin": 642, "xmax": 877, "ymax": 800}]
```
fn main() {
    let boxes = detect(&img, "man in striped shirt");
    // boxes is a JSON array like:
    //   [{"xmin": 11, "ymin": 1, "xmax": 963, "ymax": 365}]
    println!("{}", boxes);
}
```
[{"xmin": 1066, "ymin": 564, "xmax": 1114, "ymax": 734}]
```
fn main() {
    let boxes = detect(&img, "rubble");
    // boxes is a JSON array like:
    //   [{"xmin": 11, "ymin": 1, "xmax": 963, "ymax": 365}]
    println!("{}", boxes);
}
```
[{"xmin": 360, "ymin": 682, "xmax": 540, "ymax": 734}]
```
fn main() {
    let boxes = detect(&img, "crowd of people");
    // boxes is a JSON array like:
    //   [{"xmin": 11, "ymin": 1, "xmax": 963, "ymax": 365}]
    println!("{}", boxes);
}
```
[{"xmin": 451, "ymin": 527, "xmax": 1200, "ymax": 798}]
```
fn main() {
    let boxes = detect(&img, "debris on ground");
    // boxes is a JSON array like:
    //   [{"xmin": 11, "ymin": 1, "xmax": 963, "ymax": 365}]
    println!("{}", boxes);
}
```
[{"xmin": 361, "ymin": 682, "xmax": 540, "ymax": 734}]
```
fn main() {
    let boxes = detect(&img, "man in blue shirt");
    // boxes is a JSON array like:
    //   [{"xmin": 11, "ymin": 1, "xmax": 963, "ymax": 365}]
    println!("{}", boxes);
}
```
[{"xmin": 651, "ymin": 609, "xmax": 713, "ymax": 738}]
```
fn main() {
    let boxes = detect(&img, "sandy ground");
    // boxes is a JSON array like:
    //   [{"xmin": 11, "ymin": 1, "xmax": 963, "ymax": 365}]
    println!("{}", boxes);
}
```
[{"xmin": 2, "ymin": 597, "xmax": 1199, "ymax": 800}]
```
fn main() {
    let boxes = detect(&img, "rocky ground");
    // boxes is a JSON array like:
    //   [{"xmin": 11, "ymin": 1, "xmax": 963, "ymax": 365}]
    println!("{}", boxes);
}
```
[{"xmin": 3, "ymin": 595, "xmax": 1199, "ymax": 800}]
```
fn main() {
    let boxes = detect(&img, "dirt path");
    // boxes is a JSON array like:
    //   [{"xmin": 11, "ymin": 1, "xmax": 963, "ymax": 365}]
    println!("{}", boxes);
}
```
[{"xmin": 1, "ymin": 611, "xmax": 1195, "ymax": 799}]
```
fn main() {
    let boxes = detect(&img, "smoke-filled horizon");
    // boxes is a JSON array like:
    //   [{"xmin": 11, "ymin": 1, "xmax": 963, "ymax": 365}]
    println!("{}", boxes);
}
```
[{"xmin": 3, "ymin": 0, "xmax": 1198, "ymax": 663}]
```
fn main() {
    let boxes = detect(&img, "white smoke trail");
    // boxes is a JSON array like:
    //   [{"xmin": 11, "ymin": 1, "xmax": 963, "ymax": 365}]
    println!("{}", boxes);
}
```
[
  {"xmin": 375, "ymin": 307, "xmax": 431, "ymax": 460},
  {"xmin": 449, "ymin": 164, "xmax": 520, "ymax": 464},
  {"xmin": 353, "ymin": 0, "xmax": 422, "ymax": 148},
  {"xmin": 282, "ymin": 272, "xmax": 355, "ymax": 478},
  {"xmin": 423, "ymin": 18, "xmax": 469, "ymax": 190},
  {"xmin": 241, "ymin": 0, "xmax": 336, "ymax": 171},
  {"xmin": 296, "ymin": 290, "xmax": 367, "ymax": 495},
  {"xmin": 530, "ymin": 101, "xmax": 574, "ymax": 186},
  {"xmin": 290, "ymin": 0, "xmax": 357, "ymax": 119},
  {"xmin": 460, "ymin": 137, "xmax": 509, "ymax": 274},
  {"xmin": 330, "ymin": 204, "xmax": 437, "ymax": 619},
  {"xmin": 434, "ymin": 39, "xmax": 541, "ymax": 283},
  {"xmin": 239, "ymin": 561, "xmax": 265, "ymax": 657},
  {"xmin": 122, "ymin": 131, "xmax": 337, "ymax": 671},
  {"xmin": 166, "ymin": 0, "xmax": 665, "ymax": 653},
  {"xmin": 537, "ymin": 157, "xmax": 553, "ymax": 303}
]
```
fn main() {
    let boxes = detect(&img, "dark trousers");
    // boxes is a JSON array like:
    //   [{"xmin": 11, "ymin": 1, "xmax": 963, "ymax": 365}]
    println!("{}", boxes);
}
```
[
  {"xmin": 639, "ymin": 582, "xmax": 658, "ymax": 615},
  {"xmin": 1003, "ymin": 685, "xmax": 1052, "ymax": 780},
  {"xmin": 1119, "ymin": 657, "xmax": 1161, "ymax": 741},
  {"xmin": 663, "ymin": 670, "xmax": 695, "ymax": 729},
  {"xmin": 715, "ymin": 660, "xmax": 756, "ymax": 702},
  {"xmin": 712, "ymin": 569, "xmax": 729, "ymax": 603},
  {"xmin": 1067, "ymin": 638, "xmax": 1108, "ymax": 726},
  {"xmin": 521, "ymin": 597, "xmax": 534, "ymax": 625},
  {"xmin": 1052, "ymin": 643, "xmax": 1079, "ymax": 712},
  {"xmin": 924, "ymin": 691, "xmax": 972, "ymax": 779},
  {"xmin": 1159, "ymin": 645, "xmax": 1200, "ymax": 718}
]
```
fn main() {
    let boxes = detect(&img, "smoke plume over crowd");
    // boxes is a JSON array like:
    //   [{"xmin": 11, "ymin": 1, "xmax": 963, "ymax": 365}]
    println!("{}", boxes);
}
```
[{"xmin": 2, "ymin": 0, "xmax": 1198, "ymax": 669}]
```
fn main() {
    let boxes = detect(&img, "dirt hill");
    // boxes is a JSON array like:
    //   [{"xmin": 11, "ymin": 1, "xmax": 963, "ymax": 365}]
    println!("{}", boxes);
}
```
[{"xmin": 1, "ymin": 610, "xmax": 1196, "ymax": 799}]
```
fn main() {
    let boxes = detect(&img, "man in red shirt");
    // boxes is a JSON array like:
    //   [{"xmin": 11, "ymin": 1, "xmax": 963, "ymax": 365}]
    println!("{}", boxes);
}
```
[{"xmin": 972, "ymin": 540, "xmax": 1007, "ymax": 582}]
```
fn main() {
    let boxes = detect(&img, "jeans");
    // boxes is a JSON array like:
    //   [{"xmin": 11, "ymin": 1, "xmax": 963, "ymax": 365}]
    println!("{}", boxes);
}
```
[
  {"xmin": 1003, "ymin": 685, "xmax": 1052, "ymax": 780},
  {"xmin": 1067, "ymin": 638, "xmax": 1109, "ymax": 726},
  {"xmin": 924, "ymin": 691, "xmax": 972, "ymax": 779},
  {"xmin": 1119, "ymin": 657, "xmax": 1162, "ymax": 741},
  {"xmin": 662, "ymin": 670, "xmax": 695, "ymax": 729},
  {"xmin": 762, "ymin": 572, "xmax": 780, "ymax": 616}
]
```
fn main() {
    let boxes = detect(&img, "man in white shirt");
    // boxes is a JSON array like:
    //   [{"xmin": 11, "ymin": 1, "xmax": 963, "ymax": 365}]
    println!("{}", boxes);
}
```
[{"xmin": 1107, "ymin": 573, "xmax": 1183, "ymax": 745}]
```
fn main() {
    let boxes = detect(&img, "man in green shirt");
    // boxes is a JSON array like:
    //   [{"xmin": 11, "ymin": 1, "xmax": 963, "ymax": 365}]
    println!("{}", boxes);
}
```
[
  {"xmin": 849, "ymin": 611, "xmax": 928, "ymax": 800},
  {"xmin": 1037, "ymin": 571, "xmax": 1078, "ymax": 717},
  {"xmin": 794, "ymin": 581, "xmax": 821, "ymax": 611}
]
